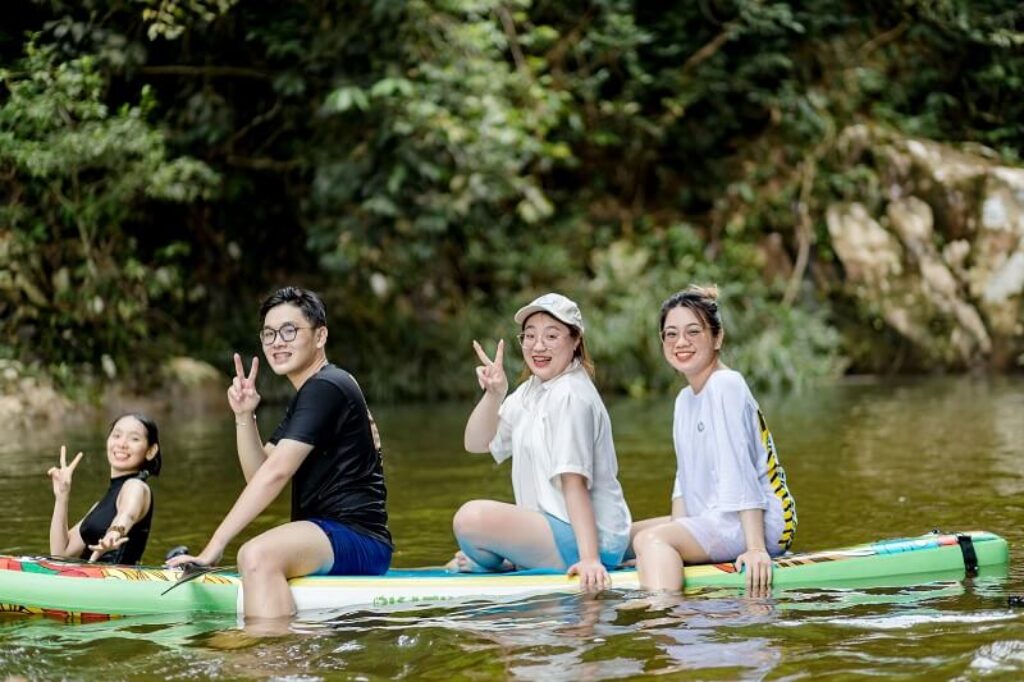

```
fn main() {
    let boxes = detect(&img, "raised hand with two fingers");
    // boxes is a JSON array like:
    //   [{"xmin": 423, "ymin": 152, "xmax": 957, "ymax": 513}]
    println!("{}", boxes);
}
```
[
  {"xmin": 227, "ymin": 353, "xmax": 261, "ymax": 416},
  {"xmin": 47, "ymin": 445, "xmax": 84, "ymax": 500},
  {"xmin": 473, "ymin": 339, "xmax": 508, "ymax": 399}
]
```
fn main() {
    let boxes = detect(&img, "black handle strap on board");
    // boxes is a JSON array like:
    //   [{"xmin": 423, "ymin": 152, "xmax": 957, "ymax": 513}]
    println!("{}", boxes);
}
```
[
  {"xmin": 161, "ymin": 562, "xmax": 235, "ymax": 596},
  {"xmin": 160, "ymin": 545, "xmax": 234, "ymax": 596},
  {"xmin": 956, "ymin": 533, "xmax": 979, "ymax": 577}
]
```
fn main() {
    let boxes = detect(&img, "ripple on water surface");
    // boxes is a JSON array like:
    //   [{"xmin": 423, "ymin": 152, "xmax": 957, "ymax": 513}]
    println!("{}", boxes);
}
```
[{"xmin": 0, "ymin": 376, "xmax": 1023, "ymax": 679}]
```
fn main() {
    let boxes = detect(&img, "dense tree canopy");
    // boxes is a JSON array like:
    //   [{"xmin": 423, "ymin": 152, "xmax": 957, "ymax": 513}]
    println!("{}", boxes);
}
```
[{"xmin": 1, "ymin": 1, "xmax": 1022, "ymax": 400}]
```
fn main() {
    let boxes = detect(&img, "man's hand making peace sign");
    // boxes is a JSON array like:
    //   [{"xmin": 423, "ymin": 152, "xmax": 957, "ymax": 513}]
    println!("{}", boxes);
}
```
[{"xmin": 228, "ymin": 353, "xmax": 261, "ymax": 417}]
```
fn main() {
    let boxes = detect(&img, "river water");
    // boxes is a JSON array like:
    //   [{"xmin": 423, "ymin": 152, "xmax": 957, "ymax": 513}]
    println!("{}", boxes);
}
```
[{"xmin": 0, "ymin": 376, "xmax": 1022, "ymax": 679}]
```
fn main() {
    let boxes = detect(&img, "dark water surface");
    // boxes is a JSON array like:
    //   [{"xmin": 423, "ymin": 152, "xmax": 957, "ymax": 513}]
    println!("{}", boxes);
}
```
[{"xmin": 1, "ymin": 376, "xmax": 1022, "ymax": 679}]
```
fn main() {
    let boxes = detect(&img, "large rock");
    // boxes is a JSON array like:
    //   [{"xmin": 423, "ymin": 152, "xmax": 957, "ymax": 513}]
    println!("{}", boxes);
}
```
[
  {"xmin": 157, "ymin": 356, "xmax": 225, "ymax": 413},
  {"xmin": 0, "ymin": 360, "xmax": 71, "ymax": 427},
  {"xmin": 100, "ymin": 356, "xmax": 226, "ymax": 420},
  {"xmin": 827, "ymin": 126, "xmax": 1024, "ymax": 370},
  {"xmin": 161, "ymin": 356, "xmax": 223, "ymax": 388}
]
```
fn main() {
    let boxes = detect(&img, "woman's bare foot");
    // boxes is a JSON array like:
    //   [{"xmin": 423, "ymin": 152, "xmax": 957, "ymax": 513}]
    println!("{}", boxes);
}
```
[{"xmin": 444, "ymin": 551, "xmax": 516, "ymax": 574}]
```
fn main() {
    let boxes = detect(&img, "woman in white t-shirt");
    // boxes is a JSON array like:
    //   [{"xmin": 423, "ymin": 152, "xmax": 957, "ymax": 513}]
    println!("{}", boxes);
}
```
[
  {"xmin": 448, "ymin": 293, "xmax": 632, "ymax": 589},
  {"xmin": 632, "ymin": 285, "xmax": 796, "ymax": 594}
]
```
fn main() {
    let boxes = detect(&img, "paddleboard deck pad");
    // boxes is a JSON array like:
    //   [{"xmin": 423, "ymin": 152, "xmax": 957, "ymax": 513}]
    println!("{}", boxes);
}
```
[{"xmin": 0, "ymin": 531, "xmax": 1008, "ymax": 620}]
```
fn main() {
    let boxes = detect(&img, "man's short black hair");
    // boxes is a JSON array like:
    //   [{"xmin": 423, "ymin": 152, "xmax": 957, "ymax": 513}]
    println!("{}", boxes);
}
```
[{"xmin": 259, "ymin": 287, "xmax": 328, "ymax": 327}]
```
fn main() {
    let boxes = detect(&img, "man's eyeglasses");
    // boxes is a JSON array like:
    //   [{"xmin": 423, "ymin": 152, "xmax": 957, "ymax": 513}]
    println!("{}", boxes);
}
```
[
  {"xmin": 517, "ymin": 331, "xmax": 569, "ymax": 348},
  {"xmin": 259, "ymin": 323, "xmax": 311, "ymax": 346},
  {"xmin": 660, "ymin": 326, "xmax": 704, "ymax": 344}
]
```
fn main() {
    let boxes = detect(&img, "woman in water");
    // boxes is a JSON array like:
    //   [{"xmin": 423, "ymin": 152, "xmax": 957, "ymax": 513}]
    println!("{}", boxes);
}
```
[
  {"xmin": 450, "ymin": 293, "xmax": 632, "ymax": 589},
  {"xmin": 631, "ymin": 286, "xmax": 796, "ymax": 594},
  {"xmin": 48, "ymin": 413, "xmax": 162, "ymax": 564}
]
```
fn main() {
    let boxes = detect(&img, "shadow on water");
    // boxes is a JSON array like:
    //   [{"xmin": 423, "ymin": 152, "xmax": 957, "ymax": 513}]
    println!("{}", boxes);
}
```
[{"xmin": 0, "ymin": 375, "xmax": 1023, "ymax": 679}]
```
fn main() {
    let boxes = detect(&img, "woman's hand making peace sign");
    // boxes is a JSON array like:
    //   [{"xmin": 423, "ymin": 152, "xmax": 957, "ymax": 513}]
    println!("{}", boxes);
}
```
[
  {"xmin": 473, "ymin": 339, "xmax": 508, "ymax": 399},
  {"xmin": 227, "ymin": 353, "xmax": 261, "ymax": 416},
  {"xmin": 48, "ymin": 445, "xmax": 84, "ymax": 500}
]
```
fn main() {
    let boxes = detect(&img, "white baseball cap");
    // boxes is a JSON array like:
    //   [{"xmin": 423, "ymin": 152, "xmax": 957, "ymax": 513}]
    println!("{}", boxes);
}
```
[{"xmin": 514, "ymin": 293, "xmax": 585, "ymax": 333}]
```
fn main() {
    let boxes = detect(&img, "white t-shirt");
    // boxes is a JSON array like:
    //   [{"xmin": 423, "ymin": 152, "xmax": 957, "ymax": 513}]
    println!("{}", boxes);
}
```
[
  {"xmin": 489, "ymin": 363, "xmax": 632, "ymax": 556},
  {"xmin": 671, "ymin": 369, "xmax": 796, "ymax": 547}
]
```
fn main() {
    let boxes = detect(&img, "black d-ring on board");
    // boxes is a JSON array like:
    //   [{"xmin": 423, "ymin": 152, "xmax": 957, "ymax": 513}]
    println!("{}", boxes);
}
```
[{"xmin": 956, "ymin": 534, "xmax": 979, "ymax": 577}]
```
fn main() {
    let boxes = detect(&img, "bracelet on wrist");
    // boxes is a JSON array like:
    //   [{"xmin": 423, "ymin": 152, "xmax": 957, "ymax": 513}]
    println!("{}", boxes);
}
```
[
  {"xmin": 107, "ymin": 524, "xmax": 127, "ymax": 537},
  {"xmin": 235, "ymin": 413, "xmax": 256, "ymax": 427}
]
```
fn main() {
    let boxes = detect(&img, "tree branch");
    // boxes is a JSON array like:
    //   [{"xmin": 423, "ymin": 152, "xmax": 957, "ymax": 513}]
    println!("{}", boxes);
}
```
[
  {"xmin": 858, "ymin": 20, "xmax": 909, "ymax": 57},
  {"xmin": 682, "ymin": 24, "xmax": 737, "ymax": 74},
  {"xmin": 225, "ymin": 155, "xmax": 302, "ymax": 172},
  {"xmin": 139, "ymin": 65, "xmax": 272, "ymax": 81},
  {"xmin": 496, "ymin": 5, "xmax": 527, "ymax": 74},
  {"xmin": 783, "ymin": 155, "xmax": 815, "ymax": 306}
]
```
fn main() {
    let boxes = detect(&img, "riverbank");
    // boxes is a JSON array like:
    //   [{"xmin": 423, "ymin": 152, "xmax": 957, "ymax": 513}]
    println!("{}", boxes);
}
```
[{"xmin": 0, "ymin": 357, "xmax": 226, "ymax": 428}]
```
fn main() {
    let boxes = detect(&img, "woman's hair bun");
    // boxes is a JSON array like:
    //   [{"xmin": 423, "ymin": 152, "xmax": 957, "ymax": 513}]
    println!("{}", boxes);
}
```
[{"xmin": 686, "ymin": 284, "xmax": 719, "ymax": 301}]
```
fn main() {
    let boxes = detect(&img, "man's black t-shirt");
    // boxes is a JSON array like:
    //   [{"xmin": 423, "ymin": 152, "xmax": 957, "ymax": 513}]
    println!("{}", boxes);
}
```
[{"xmin": 268, "ymin": 363, "xmax": 392, "ymax": 547}]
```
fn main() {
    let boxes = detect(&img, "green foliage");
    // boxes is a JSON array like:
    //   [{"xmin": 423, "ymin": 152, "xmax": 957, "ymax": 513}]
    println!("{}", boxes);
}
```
[
  {"xmin": 0, "ymin": 42, "xmax": 218, "ymax": 384},
  {"xmin": 583, "ymin": 225, "xmax": 845, "ymax": 396},
  {"xmin": 309, "ymin": 0, "xmax": 563, "ymax": 280},
  {"xmin": 140, "ymin": 0, "xmax": 238, "ymax": 41},
  {"xmin": 293, "ymin": 1, "xmax": 854, "ymax": 397},
  {"xmin": 2, "ymin": 0, "xmax": 1022, "ymax": 401}
]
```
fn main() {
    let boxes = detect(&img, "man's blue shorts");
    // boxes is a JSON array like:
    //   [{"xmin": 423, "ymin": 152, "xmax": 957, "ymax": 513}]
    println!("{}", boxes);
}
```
[
  {"xmin": 308, "ymin": 518, "xmax": 392, "ymax": 576},
  {"xmin": 544, "ymin": 513, "xmax": 626, "ymax": 570}
]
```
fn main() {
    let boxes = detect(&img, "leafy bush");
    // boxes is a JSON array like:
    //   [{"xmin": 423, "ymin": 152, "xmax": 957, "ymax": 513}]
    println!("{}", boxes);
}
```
[
  {"xmin": 3, "ymin": 0, "xmax": 1022, "ymax": 401},
  {"xmin": 0, "ymin": 43, "xmax": 218, "ymax": 386}
]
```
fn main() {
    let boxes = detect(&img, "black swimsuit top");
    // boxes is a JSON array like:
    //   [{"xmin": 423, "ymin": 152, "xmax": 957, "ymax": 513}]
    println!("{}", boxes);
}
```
[{"xmin": 78, "ymin": 473, "xmax": 154, "ymax": 565}]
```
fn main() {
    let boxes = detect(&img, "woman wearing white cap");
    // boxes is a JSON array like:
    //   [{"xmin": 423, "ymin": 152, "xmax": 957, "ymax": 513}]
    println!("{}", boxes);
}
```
[{"xmin": 448, "ymin": 293, "xmax": 632, "ymax": 589}]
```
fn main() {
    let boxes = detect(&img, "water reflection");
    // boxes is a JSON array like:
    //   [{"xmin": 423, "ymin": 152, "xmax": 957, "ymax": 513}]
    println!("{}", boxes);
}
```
[
  {"xmin": 0, "ymin": 376, "xmax": 1023, "ymax": 680},
  {"xmin": 0, "ymin": 575, "xmax": 1021, "ymax": 680},
  {"xmin": 293, "ymin": 592, "xmax": 783, "ymax": 680},
  {"xmin": 990, "ymin": 387, "xmax": 1024, "ymax": 497},
  {"xmin": 618, "ymin": 595, "xmax": 780, "ymax": 677}
]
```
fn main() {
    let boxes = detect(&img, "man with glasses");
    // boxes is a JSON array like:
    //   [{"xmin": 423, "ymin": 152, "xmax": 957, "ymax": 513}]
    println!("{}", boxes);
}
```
[{"xmin": 168, "ymin": 286, "xmax": 392, "ymax": 622}]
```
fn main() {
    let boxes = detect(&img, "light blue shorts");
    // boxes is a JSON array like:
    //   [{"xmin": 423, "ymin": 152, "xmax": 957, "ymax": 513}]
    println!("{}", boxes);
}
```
[{"xmin": 544, "ymin": 513, "xmax": 627, "ymax": 569}]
